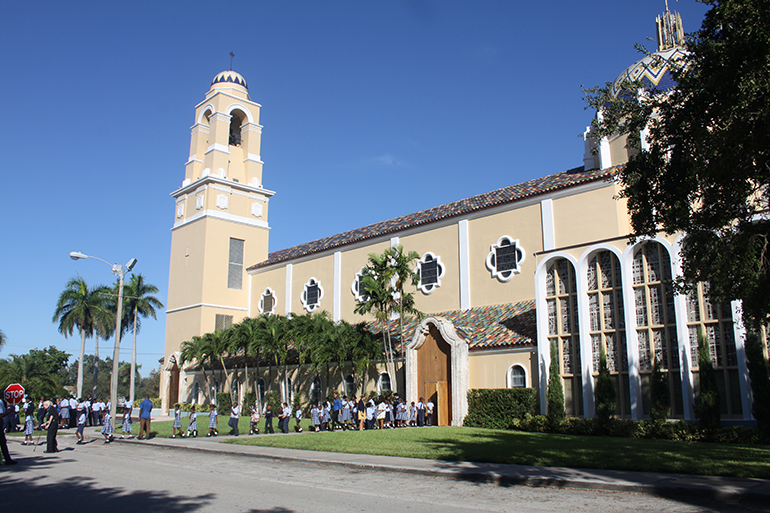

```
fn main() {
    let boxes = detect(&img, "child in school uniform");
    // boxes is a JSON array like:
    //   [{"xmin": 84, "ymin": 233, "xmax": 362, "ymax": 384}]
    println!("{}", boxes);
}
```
[
  {"xmin": 121, "ymin": 404, "xmax": 133, "ymax": 439},
  {"xmin": 322, "ymin": 400, "xmax": 331, "ymax": 431},
  {"xmin": 187, "ymin": 405, "xmax": 198, "ymax": 437},
  {"xmin": 22, "ymin": 401, "xmax": 35, "ymax": 445},
  {"xmin": 101, "ymin": 411, "xmax": 114, "ymax": 443},
  {"xmin": 207, "ymin": 405, "xmax": 218, "ymax": 437},
  {"xmin": 76, "ymin": 408, "xmax": 86, "ymax": 444},
  {"xmin": 248, "ymin": 405, "xmax": 260, "ymax": 435},
  {"xmin": 409, "ymin": 402, "xmax": 417, "ymax": 427},
  {"xmin": 340, "ymin": 396, "xmax": 351, "ymax": 430},
  {"xmin": 310, "ymin": 404, "xmax": 321, "ymax": 432},
  {"xmin": 171, "ymin": 403, "xmax": 184, "ymax": 438},
  {"xmin": 294, "ymin": 406, "xmax": 303, "ymax": 432}
]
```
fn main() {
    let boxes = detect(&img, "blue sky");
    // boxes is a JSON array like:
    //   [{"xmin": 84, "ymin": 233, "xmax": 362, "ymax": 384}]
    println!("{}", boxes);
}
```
[{"xmin": 0, "ymin": 1, "xmax": 709, "ymax": 375}]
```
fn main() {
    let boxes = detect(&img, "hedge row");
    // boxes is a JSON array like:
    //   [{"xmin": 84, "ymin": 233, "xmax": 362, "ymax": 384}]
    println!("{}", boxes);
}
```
[{"xmin": 463, "ymin": 388, "xmax": 538, "ymax": 430}]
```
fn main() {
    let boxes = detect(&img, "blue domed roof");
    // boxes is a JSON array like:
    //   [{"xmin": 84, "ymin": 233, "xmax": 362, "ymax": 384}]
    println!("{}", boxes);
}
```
[
  {"xmin": 610, "ymin": 47, "xmax": 688, "ymax": 99},
  {"xmin": 211, "ymin": 70, "xmax": 248, "ymax": 90}
]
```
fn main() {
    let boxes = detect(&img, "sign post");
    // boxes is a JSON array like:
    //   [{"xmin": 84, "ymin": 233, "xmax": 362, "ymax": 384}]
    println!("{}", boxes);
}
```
[{"xmin": 4, "ymin": 383, "xmax": 25, "ymax": 405}]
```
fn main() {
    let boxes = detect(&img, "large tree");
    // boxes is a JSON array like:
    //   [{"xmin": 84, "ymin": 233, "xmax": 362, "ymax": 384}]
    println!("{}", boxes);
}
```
[
  {"xmin": 52, "ymin": 277, "xmax": 113, "ymax": 398},
  {"xmin": 585, "ymin": 0, "xmax": 770, "ymax": 327},
  {"xmin": 120, "ymin": 273, "xmax": 163, "ymax": 402}
]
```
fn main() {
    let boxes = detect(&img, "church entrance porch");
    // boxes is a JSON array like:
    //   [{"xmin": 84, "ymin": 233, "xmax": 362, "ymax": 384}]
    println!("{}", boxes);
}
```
[{"xmin": 406, "ymin": 317, "xmax": 468, "ymax": 426}]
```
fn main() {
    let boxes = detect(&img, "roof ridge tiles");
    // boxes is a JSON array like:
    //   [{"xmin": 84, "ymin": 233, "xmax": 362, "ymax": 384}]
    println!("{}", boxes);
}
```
[{"xmin": 248, "ymin": 165, "xmax": 618, "ymax": 271}]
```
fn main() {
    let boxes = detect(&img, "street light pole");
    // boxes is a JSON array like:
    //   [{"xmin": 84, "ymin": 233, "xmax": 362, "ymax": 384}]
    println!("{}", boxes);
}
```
[{"xmin": 70, "ymin": 251, "xmax": 137, "ymax": 430}]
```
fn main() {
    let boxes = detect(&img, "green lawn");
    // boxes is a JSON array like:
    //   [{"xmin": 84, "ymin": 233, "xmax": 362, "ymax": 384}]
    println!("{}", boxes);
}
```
[
  {"xmin": 21, "ymin": 417, "xmax": 770, "ymax": 480},
  {"xmin": 216, "ymin": 423, "xmax": 770, "ymax": 480}
]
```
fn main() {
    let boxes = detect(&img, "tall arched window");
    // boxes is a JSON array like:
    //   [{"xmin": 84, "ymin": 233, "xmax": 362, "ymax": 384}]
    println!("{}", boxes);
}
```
[
  {"xmin": 546, "ymin": 258, "xmax": 582, "ymax": 416},
  {"xmin": 191, "ymin": 381, "xmax": 200, "ymax": 404},
  {"xmin": 632, "ymin": 242, "xmax": 682, "ymax": 417},
  {"xmin": 310, "ymin": 376, "xmax": 323, "ymax": 406},
  {"xmin": 378, "ymin": 373, "xmax": 391, "ymax": 394},
  {"xmin": 344, "ymin": 375, "xmax": 356, "ymax": 398},
  {"xmin": 229, "ymin": 111, "xmax": 244, "ymax": 146},
  {"xmin": 587, "ymin": 250, "xmax": 629, "ymax": 417},
  {"xmin": 258, "ymin": 378, "xmax": 266, "ymax": 407},
  {"xmin": 508, "ymin": 365, "xmax": 526, "ymax": 388},
  {"xmin": 687, "ymin": 282, "xmax": 741, "ymax": 417}
]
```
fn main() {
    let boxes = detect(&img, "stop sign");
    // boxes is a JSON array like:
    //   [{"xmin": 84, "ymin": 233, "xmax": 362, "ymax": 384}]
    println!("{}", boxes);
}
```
[{"xmin": 4, "ymin": 384, "xmax": 25, "ymax": 405}]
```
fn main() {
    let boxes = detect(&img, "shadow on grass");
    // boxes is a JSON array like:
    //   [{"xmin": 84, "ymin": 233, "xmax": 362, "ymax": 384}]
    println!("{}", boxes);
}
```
[
  {"xmin": 0, "ymin": 453, "xmax": 215, "ymax": 513},
  {"xmin": 416, "ymin": 428, "xmax": 770, "ymax": 508}
]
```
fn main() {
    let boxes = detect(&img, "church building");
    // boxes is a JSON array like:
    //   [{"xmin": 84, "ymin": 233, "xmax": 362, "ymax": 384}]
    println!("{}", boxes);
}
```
[{"xmin": 161, "ymin": 7, "xmax": 753, "ymax": 426}]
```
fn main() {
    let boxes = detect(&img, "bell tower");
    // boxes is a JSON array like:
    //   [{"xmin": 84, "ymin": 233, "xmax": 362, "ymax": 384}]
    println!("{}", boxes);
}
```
[{"xmin": 162, "ymin": 71, "xmax": 274, "ymax": 412}]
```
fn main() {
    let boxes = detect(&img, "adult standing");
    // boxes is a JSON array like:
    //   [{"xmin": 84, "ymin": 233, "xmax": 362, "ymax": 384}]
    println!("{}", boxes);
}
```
[
  {"xmin": 0, "ymin": 398, "xmax": 17, "ymax": 465},
  {"xmin": 68, "ymin": 396, "xmax": 78, "ymax": 428},
  {"xmin": 138, "ymin": 394, "xmax": 153, "ymax": 440},
  {"xmin": 91, "ymin": 399, "xmax": 102, "ymax": 426},
  {"xmin": 331, "ymin": 391, "xmax": 341, "ymax": 431},
  {"xmin": 58, "ymin": 397, "xmax": 70, "ymax": 431},
  {"xmin": 426, "ymin": 399, "xmax": 435, "ymax": 426},
  {"xmin": 42, "ymin": 400, "xmax": 59, "ymax": 453},
  {"xmin": 83, "ymin": 396, "xmax": 92, "ymax": 426},
  {"xmin": 229, "ymin": 402, "xmax": 240, "ymax": 436},
  {"xmin": 417, "ymin": 397, "xmax": 426, "ymax": 427}
]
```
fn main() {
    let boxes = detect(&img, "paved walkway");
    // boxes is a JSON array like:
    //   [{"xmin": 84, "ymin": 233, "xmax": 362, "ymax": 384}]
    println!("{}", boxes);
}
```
[{"xmin": 94, "ymin": 430, "xmax": 770, "ymax": 504}]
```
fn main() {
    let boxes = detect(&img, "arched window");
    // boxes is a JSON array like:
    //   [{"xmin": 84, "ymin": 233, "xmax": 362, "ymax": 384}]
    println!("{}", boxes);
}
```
[
  {"xmin": 191, "ymin": 381, "xmax": 201, "ymax": 404},
  {"xmin": 310, "ymin": 376, "xmax": 323, "ymax": 406},
  {"xmin": 258, "ymin": 378, "xmax": 266, "ymax": 407},
  {"xmin": 545, "ymin": 258, "xmax": 582, "ymax": 416},
  {"xmin": 632, "ymin": 242, "xmax": 681, "ymax": 417},
  {"xmin": 508, "ymin": 366, "xmax": 526, "ymax": 388},
  {"xmin": 587, "ymin": 250, "xmax": 629, "ymax": 417},
  {"xmin": 229, "ymin": 111, "xmax": 244, "ymax": 146},
  {"xmin": 378, "ymin": 373, "xmax": 391, "ymax": 393},
  {"xmin": 344, "ymin": 375, "xmax": 356, "ymax": 398}
]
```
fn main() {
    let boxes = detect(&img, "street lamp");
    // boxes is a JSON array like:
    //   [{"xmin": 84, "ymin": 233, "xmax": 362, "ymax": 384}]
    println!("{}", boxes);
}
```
[{"xmin": 70, "ymin": 251, "xmax": 137, "ymax": 430}]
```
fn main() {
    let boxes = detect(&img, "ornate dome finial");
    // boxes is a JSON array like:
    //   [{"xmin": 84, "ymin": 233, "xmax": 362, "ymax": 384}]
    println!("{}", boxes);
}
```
[{"xmin": 656, "ymin": 1, "xmax": 685, "ymax": 51}]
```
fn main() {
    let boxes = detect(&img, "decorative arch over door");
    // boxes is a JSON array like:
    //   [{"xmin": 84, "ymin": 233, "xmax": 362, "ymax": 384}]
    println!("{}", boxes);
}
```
[{"xmin": 406, "ymin": 317, "xmax": 469, "ymax": 426}]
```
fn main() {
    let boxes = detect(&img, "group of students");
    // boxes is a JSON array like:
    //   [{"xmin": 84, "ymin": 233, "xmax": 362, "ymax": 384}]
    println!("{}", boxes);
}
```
[
  {"xmin": 309, "ymin": 393, "xmax": 436, "ymax": 432},
  {"xmin": 166, "ymin": 392, "xmax": 436, "ymax": 440}
]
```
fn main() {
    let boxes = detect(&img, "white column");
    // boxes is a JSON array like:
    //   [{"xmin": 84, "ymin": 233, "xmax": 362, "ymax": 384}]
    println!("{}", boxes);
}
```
[
  {"xmin": 621, "ymin": 246, "xmax": 642, "ymax": 420},
  {"xmin": 731, "ymin": 301, "xmax": 752, "ymax": 420},
  {"xmin": 333, "ymin": 251, "xmax": 342, "ymax": 322},
  {"xmin": 540, "ymin": 199, "xmax": 555, "ymax": 251},
  {"xmin": 576, "ymin": 255, "xmax": 595, "ymax": 418},
  {"xmin": 458, "ymin": 219, "xmax": 471, "ymax": 310},
  {"xmin": 285, "ymin": 264, "xmax": 293, "ymax": 317}
]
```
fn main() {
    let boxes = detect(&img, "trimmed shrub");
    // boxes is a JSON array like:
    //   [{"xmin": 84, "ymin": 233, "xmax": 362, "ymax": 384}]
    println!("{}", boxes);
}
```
[
  {"xmin": 243, "ymin": 391, "xmax": 257, "ymax": 412},
  {"xmin": 216, "ymin": 392, "xmax": 232, "ymax": 415},
  {"xmin": 694, "ymin": 329, "xmax": 721, "ymax": 430},
  {"xmin": 650, "ymin": 358, "xmax": 671, "ymax": 422},
  {"xmin": 463, "ymin": 388, "xmax": 538, "ymax": 429},
  {"xmin": 746, "ymin": 332, "xmax": 770, "ymax": 435},
  {"xmin": 547, "ymin": 340, "xmax": 565, "ymax": 427},
  {"xmin": 594, "ymin": 348, "xmax": 616, "ymax": 433},
  {"xmin": 264, "ymin": 390, "xmax": 281, "ymax": 413}
]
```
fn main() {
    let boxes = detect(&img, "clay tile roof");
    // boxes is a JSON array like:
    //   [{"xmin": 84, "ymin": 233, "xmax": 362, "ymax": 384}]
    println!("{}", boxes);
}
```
[
  {"xmin": 372, "ymin": 300, "xmax": 537, "ymax": 352},
  {"xmin": 248, "ymin": 165, "xmax": 617, "ymax": 271}
]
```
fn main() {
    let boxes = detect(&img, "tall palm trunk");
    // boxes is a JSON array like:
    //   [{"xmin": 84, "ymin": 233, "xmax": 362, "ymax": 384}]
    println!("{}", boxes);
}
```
[{"xmin": 76, "ymin": 328, "xmax": 86, "ymax": 399}]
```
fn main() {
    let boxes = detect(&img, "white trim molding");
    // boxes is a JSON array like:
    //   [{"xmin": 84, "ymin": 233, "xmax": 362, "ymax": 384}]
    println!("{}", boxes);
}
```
[{"xmin": 405, "ymin": 317, "xmax": 469, "ymax": 426}]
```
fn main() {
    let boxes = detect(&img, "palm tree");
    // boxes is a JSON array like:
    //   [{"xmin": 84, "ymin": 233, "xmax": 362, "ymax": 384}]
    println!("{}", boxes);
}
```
[
  {"xmin": 0, "ymin": 328, "xmax": 6, "ymax": 349},
  {"xmin": 53, "ymin": 277, "xmax": 113, "ymax": 398},
  {"xmin": 121, "ymin": 274, "xmax": 164, "ymax": 402},
  {"xmin": 385, "ymin": 244, "xmax": 421, "ymax": 363},
  {"xmin": 257, "ymin": 314, "xmax": 289, "ymax": 401},
  {"xmin": 180, "ymin": 335, "xmax": 214, "ymax": 403},
  {"xmin": 232, "ymin": 317, "xmax": 264, "ymax": 409}
]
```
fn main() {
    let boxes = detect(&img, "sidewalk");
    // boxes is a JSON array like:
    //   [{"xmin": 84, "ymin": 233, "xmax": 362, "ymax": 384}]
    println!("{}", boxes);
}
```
[{"xmin": 106, "ymin": 431, "xmax": 770, "ymax": 504}]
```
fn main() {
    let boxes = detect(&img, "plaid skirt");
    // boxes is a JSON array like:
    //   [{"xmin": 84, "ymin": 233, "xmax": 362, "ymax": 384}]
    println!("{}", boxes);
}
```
[
  {"xmin": 24, "ymin": 416, "xmax": 34, "ymax": 435},
  {"xmin": 102, "ymin": 421, "xmax": 114, "ymax": 434},
  {"xmin": 208, "ymin": 413, "xmax": 217, "ymax": 429},
  {"xmin": 187, "ymin": 419, "xmax": 197, "ymax": 431},
  {"xmin": 172, "ymin": 414, "xmax": 182, "ymax": 429},
  {"xmin": 122, "ymin": 417, "xmax": 132, "ymax": 433}
]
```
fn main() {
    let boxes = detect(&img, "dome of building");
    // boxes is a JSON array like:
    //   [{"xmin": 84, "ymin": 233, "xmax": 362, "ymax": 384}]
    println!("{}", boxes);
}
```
[
  {"xmin": 610, "ymin": 47, "xmax": 688, "ymax": 99},
  {"xmin": 211, "ymin": 70, "xmax": 248, "ymax": 91}
]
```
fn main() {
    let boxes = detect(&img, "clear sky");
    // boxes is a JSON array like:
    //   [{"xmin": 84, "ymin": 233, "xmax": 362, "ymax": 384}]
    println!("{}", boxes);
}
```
[{"xmin": 0, "ymin": 1, "xmax": 710, "ymax": 376}]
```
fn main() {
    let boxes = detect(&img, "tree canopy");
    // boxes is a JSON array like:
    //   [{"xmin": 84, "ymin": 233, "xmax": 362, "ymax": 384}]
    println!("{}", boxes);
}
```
[{"xmin": 584, "ymin": 0, "xmax": 770, "ymax": 327}]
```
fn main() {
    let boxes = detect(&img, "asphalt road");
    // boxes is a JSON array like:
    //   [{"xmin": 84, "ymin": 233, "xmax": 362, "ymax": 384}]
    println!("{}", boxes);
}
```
[{"xmin": 0, "ymin": 437, "xmax": 765, "ymax": 513}]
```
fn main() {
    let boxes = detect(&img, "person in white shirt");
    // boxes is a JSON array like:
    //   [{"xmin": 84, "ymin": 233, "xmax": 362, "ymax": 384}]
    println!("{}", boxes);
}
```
[
  {"xmin": 426, "ymin": 400, "xmax": 435, "ymax": 426},
  {"xmin": 228, "ymin": 403, "xmax": 240, "ymax": 436},
  {"xmin": 68, "ymin": 397, "xmax": 78, "ymax": 428},
  {"xmin": 91, "ymin": 400, "xmax": 102, "ymax": 426}
]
